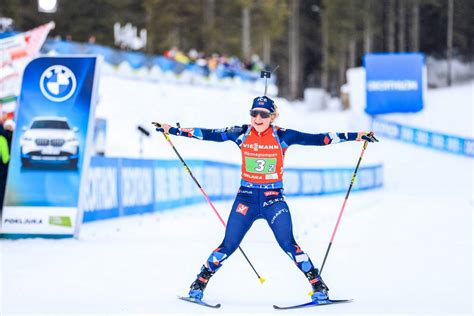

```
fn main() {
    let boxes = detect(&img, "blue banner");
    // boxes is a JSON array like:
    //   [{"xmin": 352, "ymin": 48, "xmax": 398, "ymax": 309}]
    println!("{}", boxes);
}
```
[
  {"xmin": 83, "ymin": 157, "xmax": 383, "ymax": 223},
  {"xmin": 372, "ymin": 118, "xmax": 474, "ymax": 158},
  {"xmin": 0, "ymin": 56, "xmax": 101, "ymax": 237},
  {"xmin": 365, "ymin": 53, "xmax": 424, "ymax": 115}
]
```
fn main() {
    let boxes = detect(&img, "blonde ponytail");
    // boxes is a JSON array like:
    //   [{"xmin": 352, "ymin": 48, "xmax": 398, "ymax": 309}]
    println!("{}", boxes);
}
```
[{"xmin": 271, "ymin": 103, "xmax": 279, "ymax": 122}]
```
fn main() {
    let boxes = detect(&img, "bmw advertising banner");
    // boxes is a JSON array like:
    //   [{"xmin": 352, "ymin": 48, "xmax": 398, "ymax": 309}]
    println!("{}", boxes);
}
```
[
  {"xmin": 0, "ymin": 56, "xmax": 101, "ymax": 238},
  {"xmin": 364, "ymin": 53, "xmax": 425, "ymax": 115}
]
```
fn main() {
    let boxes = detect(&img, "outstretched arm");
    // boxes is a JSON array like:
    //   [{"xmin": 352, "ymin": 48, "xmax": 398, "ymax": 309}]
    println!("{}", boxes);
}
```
[
  {"xmin": 279, "ymin": 128, "xmax": 378, "ymax": 146},
  {"xmin": 154, "ymin": 123, "xmax": 247, "ymax": 143}
]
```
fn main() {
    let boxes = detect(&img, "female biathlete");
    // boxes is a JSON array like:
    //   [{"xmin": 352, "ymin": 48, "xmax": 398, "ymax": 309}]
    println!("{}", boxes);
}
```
[{"xmin": 158, "ymin": 96, "xmax": 377, "ymax": 302}]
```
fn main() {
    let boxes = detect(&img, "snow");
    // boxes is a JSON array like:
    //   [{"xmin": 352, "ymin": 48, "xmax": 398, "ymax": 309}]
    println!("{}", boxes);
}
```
[
  {"xmin": 380, "ymin": 80, "xmax": 474, "ymax": 138},
  {"xmin": 1, "ymin": 72, "xmax": 472, "ymax": 315}
]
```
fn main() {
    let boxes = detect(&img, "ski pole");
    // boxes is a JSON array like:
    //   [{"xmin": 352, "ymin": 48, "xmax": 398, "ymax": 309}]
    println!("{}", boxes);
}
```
[
  {"xmin": 152, "ymin": 122, "xmax": 266, "ymax": 284},
  {"xmin": 319, "ymin": 135, "xmax": 375, "ymax": 275}
]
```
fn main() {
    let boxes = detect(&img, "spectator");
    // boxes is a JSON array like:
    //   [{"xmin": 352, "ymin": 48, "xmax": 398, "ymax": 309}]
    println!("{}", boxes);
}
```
[
  {"xmin": 250, "ymin": 54, "xmax": 264, "ymax": 72},
  {"xmin": 243, "ymin": 57, "xmax": 253, "ymax": 71},
  {"xmin": 174, "ymin": 49, "xmax": 189, "ymax": 64},
  {"xmin": 0, "ymin": 111, "xmax": 14, "ymax": 210},
  {"xmin": 207, "ymin": 54, "xmax": 219, "ymax": 72},
  {"xmin": 188, "ymin": 48, "xmax": 199, "ymax": 64},
  {"xmin": 163, "ymin": 46, "xmax": 178, "ymax": 59}
]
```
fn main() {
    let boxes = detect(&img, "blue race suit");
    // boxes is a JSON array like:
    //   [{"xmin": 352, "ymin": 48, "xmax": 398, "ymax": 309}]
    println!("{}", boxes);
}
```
[{"xmin": 168, "ymin": 124, "xmax": 359, "ymax": 274}]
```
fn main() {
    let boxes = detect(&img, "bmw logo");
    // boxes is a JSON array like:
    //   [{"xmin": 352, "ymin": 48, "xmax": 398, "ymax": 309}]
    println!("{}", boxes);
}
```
[{"xmin": 39, "ymin": 65, "xmax": 77, "ymax": 102}]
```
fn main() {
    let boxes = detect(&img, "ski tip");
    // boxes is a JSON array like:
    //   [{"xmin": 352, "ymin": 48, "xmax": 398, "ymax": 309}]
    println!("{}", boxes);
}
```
[{"xmin": 259, "ymin": 277, "xmax": 266, "ymax": 284}]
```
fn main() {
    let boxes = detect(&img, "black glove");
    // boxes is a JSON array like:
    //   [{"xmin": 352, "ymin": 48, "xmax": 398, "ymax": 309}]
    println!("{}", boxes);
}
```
[
  {"xmin": 360, "ymin": 132, "xmax": 379, "ymax": 143},
  {"xmin": 152, "ymin": 122, "xmax": 164, "ymax": 133}
]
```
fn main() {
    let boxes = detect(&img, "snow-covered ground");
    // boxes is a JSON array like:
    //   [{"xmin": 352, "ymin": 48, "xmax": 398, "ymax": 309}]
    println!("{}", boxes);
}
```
[
  {"xmin": 379, "ymin": 81, "xmax": 473, "ymax": 138},
  {"xmin": 1, "ymin": 74, "xmax": 472, "ymax": 315}
]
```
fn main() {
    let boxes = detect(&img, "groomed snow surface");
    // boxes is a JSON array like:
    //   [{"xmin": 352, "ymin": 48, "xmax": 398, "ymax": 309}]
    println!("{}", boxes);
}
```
[{"xmin": 1, "ymin": 75, "xmax": 472, "ymax": 316}]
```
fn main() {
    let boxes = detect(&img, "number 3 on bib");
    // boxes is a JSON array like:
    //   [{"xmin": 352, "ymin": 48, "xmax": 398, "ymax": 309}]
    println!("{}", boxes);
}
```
[
  {"xmin": 255, "ymin": 159, "xmax": 265, "ymax": 172},
  {"xmin": 245, "ymin": 157, "xmax": 276, "ymax": 174}
]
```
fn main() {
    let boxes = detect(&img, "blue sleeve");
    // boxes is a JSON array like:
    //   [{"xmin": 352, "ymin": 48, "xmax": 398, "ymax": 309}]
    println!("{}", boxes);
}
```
[
  {"xmin": 278, "ymin": 128, "xmax": 359, "ymax": 146},
  {"xmin": 168, "ymin": 125, "xmax": 247, "ymax": 143}
]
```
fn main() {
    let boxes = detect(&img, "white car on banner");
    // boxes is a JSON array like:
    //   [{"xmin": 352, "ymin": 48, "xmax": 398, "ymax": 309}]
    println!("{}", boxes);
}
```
[{"xmin": 20, "ymin": 116, "xmax": 79, "ymax": 169}]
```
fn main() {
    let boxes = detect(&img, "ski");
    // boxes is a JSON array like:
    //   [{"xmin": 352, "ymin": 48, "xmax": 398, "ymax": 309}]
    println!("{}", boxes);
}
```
[
  {"xmin": 273, "ymin": 299, "xmax": 352, "ymax": 310},
  {"xmin": 177, "ymin": 296, "xmax": 221, "ymax": 309}
]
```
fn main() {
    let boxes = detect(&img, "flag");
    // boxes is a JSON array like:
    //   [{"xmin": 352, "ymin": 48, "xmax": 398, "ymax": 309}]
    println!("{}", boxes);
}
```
[{"xmin": 0, "ymin": 21, "xmax": 55, "ymax": 67}]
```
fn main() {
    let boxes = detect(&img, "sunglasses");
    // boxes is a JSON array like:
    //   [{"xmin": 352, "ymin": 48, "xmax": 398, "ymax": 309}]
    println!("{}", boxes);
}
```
[{"xmin": 250, "ymin": 109, "xmax": 271, "ymax": 118}]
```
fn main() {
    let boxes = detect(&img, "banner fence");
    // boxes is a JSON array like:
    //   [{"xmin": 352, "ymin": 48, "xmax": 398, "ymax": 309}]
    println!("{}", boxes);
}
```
[
  {"xmin": 83, "ymin": 156, "xmax": 384, "ymax": 223},
  {"xmin": 372, "ymin": 118, "xmax": 474, "ymax": 158}
]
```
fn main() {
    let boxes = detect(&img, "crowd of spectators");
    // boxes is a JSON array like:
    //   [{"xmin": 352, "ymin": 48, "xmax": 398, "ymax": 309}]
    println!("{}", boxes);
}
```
[
  {"xmin": 44, "ymin": 36, "xmax": 270, "ymax": 80},
  {"xmin": 163, "ymin": 46, "xmax": 267, "ymax": 78}
]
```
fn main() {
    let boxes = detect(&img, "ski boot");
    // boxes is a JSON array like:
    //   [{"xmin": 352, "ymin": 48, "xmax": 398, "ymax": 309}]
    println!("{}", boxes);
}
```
[
  {"xmin": 305, "ymin": 268, "xmax": 329, "ymax": 301},
  {"xmin": 188, "ymin": 265, "xmax": 214, "ymax": 300}
]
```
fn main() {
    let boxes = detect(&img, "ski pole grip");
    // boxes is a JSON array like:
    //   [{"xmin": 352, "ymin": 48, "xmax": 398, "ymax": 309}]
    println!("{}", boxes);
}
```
[{"xmin": 151, "ymin": 122, "xmax": 165, "ymax": 133}]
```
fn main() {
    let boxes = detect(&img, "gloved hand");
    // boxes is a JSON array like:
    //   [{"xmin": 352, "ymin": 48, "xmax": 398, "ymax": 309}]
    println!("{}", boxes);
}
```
[
  {"xmin": 357, "ymin": 132, "xmax": 379, "ymax": 143},
  {"xmin": 152, "ymin": 122, "xmax": 171, "ymax": 133}
]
